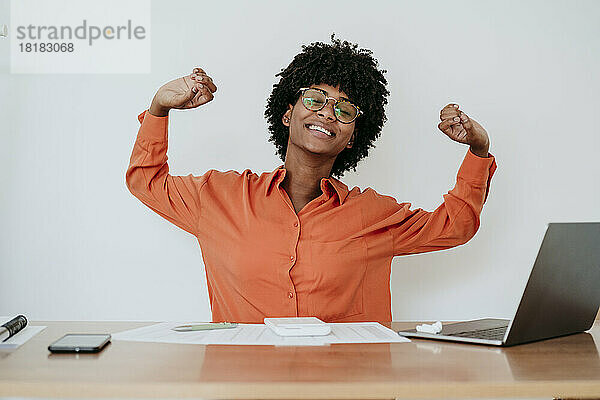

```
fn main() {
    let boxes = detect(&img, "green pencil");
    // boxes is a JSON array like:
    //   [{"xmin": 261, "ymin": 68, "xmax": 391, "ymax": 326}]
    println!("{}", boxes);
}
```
[{"xmin": 172, "ymin": 322, "xmax": 238, "ymax": 332}]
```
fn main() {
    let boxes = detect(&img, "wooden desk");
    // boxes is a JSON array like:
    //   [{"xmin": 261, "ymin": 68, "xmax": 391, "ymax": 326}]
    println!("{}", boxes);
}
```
[{"xmin": 1, "ymin": 321, "xmax": 599, "ymax": 399}]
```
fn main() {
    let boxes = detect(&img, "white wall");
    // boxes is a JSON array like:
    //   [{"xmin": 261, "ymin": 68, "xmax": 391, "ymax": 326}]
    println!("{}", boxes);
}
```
[{"xmin": 1, "ymin": 0, "xmax": 599, "ymax": 322}]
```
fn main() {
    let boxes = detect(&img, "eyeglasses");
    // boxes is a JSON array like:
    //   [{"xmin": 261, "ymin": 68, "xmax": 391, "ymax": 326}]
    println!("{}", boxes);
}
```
[{"xmin": 297, "ymin": 87, "xmax": 363, "ymax": 124}]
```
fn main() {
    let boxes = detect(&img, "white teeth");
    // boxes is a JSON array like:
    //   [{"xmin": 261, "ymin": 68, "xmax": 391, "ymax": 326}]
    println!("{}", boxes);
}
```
[{"xmin": 307, "ymin": 124, "xmax": 334, "ymax": 136}]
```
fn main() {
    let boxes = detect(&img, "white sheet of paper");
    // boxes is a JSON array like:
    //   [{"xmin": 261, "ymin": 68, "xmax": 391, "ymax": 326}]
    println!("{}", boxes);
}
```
[
  {"xmin": 112, "ymin": 322, "xmax": 410, "ymax": 346},
  {"xmin": 0, "ymin": 321, "xmax": 46, "ymax": 349}
]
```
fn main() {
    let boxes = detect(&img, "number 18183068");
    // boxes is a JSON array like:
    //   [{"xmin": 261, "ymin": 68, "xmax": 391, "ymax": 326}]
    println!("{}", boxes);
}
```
[{"xmin": 19, "ymin": 42, "xmax": 74, "ymax": 52}]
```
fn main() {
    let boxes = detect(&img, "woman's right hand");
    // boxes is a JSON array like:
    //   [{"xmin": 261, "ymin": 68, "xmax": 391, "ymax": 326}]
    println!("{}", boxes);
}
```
[{"xmin": 149, "ymin": 67, "xmax": 218, "ymax": 117}]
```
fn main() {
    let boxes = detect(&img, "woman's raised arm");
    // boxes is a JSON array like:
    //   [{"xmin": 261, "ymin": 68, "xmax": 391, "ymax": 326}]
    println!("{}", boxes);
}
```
[{"xmin": 125, "ymin": 67, "xmax": 218, "ymax": 236}]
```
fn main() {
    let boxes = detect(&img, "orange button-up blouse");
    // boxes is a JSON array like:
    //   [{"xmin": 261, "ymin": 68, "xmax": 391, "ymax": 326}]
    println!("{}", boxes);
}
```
[{"xmin": 126, "ymin": 110, "xmax": 497, "ymax": 323}]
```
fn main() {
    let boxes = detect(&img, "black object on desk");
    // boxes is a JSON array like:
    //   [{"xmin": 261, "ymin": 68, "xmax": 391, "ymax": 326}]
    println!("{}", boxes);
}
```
[
  {"xmin": 0, "ymin": 315, "xmax": 28, "ymax": 342},
  {"xmin": 48, "ymin": 333, "xmax": 111, "ymax": 353}
]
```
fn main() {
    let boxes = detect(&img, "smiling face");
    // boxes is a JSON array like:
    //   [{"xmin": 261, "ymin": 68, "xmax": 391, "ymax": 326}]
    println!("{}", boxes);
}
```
[{"xmin": 282, "ymin": 83, "xmax": 355, "ymax": 158}]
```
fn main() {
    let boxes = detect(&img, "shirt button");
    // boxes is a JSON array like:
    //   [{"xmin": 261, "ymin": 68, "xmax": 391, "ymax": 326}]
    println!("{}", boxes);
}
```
[
  {"xmin": 290, "ymin": 255, "xmax": 295, "ymax": 261},
  {"xmin": 287, "ymin": 292, "xmax": 294, "ymax": 299},
  {"xmin": 293, "ymin": 222, "xmax": 298, "ymax": 227}
]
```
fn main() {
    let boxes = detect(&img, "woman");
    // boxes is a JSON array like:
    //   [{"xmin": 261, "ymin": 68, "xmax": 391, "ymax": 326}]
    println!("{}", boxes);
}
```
[{"xmin": 126, "ymin": 36, "xmax": 496, "ymax": 323}]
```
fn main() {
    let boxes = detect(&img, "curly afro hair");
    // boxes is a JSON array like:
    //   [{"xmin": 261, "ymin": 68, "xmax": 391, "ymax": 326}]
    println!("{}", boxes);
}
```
[{"xmin": 265, "ymin": 34, "xmax": 390, "ymax": 178}]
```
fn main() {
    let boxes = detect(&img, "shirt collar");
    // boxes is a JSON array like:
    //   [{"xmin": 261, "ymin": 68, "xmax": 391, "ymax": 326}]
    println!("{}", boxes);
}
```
[
  {"xmin": 265, "ymin": 165, "xmax": 349, "ymax": 205},
  {"xmin": 265, "ymin": 165, "xmax": 286, "ymax": 196}
]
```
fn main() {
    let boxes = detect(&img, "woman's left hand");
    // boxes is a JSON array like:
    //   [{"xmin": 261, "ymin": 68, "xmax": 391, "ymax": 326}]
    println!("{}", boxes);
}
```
[{"xmin": 438, "ymin": 103, "xmax": 490, "ymax": 157}]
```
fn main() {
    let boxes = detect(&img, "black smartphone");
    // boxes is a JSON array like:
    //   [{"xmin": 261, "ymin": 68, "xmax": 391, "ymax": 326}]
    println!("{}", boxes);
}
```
[{"xmin": 48, "ymin": 333, "xmax": 111, "ymax": 353}]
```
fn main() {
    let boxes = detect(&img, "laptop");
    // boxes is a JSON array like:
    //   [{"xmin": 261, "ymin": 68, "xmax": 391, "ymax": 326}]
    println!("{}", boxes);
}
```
[{"xmin": 397, "ymin": 222, "xmax": 600, "ymax": 346}]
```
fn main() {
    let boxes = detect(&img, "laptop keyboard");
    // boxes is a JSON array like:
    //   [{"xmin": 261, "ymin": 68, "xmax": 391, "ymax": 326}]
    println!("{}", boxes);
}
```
[{"xmin": 447, "ymin": 326, "xmax": 508, "ymax": 341}]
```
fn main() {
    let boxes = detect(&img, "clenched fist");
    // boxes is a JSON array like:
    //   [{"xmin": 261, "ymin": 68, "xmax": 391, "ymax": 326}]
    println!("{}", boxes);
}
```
[
  {"xmin": 149, "ymin": 67, "xmax": 218, "ymax": 117},
  {"xmin": 438, "ymin": 103, "xmax": 490, "ymax": 157}
]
